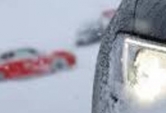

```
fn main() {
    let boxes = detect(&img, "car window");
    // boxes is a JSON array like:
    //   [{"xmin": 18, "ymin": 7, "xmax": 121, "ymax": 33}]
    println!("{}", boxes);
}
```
[
  {"xmin": 0, "ymin": 52, "xmax": 15, "ymax": 60},
  {"xmin": 0, "ymin": 49, "xmax": 39, "ymax": 61},
  {"xmin": 15, "ymin": 49, "xmax": 39, "ymax": 58}
]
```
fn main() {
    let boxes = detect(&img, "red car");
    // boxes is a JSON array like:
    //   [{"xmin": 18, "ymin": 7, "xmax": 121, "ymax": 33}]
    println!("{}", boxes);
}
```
[{"xmin": 0, "ymin": 48, "xmax": 76, "ymax": 80}]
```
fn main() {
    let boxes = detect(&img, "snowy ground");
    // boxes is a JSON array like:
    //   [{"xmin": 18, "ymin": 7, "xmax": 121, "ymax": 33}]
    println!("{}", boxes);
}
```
[{"xmin": 0, "ymin": 0, "xmax": 121, "ymax": 113}]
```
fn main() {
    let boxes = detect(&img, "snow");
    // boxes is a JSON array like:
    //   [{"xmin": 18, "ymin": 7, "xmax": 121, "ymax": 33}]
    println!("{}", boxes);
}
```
[{"xmin": 0, "ymin": 0, "xmax": 121, "ymax": 113}]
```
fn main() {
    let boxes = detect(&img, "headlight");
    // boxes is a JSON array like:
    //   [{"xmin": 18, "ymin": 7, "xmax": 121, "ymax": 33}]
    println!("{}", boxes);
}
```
[{"xmin": 122, "ymin": 36, "xmax": 166, "ymax": 105}]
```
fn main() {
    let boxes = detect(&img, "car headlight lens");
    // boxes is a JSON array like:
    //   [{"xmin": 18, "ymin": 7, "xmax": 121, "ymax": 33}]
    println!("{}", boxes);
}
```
[
  {"xmin": 123, "ymin": 37, "xmax": 166, "ymax": 105},
  {"xmin": 130, "ymin": 49, "xmax": 166, "ymax": 103}
]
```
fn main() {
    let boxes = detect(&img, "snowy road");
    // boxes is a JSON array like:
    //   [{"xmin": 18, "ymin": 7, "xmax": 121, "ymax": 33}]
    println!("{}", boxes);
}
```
[{"xmin": 0, "ymin": 0, "xmax": 121, "ymax": 113}]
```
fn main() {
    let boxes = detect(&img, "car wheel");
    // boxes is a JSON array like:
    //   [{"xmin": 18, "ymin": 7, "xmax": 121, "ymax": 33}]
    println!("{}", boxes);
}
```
[
  {"xmin": 92, "ymin": 0, "xmax": 166, "ymax": 113},
  {"xmin": 51, "ymin": 58, "xmax": 69, "ymax": 72}
]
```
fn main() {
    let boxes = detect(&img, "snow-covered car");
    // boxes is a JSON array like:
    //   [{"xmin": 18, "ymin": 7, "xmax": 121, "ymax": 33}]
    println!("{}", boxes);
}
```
[
  {"xmin": 76, "ymin": 9, "xmax": 116, "ymax": 46},
  {"xmin": 0, "ymin": 48, "xmax": 76, "ymax": 80}
]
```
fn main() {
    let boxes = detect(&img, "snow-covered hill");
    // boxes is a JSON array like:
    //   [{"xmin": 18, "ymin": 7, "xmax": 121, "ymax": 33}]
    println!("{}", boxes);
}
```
[{"xmin": 0, "ymin": 0, "xmax": 121, "ymax": 113}]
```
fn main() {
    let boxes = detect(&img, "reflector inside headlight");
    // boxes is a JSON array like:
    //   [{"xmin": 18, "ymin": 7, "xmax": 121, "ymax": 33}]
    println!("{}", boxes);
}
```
[{"xmin": 123, "ymin": 37, "xmax": 166, "ymax": 105}]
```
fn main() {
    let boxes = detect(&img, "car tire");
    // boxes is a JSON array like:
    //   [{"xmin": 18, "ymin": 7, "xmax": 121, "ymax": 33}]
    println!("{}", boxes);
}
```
[
  {"xmin": 92, "ymin": 0, "xmax": 166, "ymax": 113},
  {"xmin": 51, "ymin": 58, "xmax": 69, "ymax": 72}
]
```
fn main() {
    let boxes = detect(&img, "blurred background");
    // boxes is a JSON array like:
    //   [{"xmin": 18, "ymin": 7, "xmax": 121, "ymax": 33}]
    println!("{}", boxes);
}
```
[{"xmin": 0, "ymin": 0, "xmax": 121, "ymax": 113}]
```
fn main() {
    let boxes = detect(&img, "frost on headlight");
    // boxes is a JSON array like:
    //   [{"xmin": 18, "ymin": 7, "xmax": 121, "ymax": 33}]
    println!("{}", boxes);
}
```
[{"xmin": 123, "ymin": 37, "xmax": 166, "ymax": 105}]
